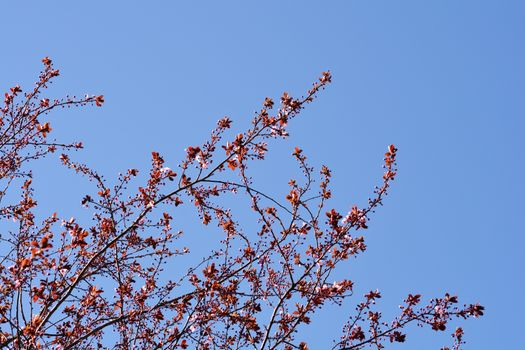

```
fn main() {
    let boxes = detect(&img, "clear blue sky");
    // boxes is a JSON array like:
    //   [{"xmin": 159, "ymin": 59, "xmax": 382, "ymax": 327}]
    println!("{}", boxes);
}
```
[{"xmin": 1, "ymin": 1, "xmax": 523, "ymax": 348}]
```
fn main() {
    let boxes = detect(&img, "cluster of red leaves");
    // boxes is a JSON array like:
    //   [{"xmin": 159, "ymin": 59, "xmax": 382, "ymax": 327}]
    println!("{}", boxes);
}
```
[
  {"xmin": 0, "ymin": 61, "xmax": 482, "ymax": 350},
  {"xmin": 335, "ymin": 291, "xmax": 483, "ymax": 350}
]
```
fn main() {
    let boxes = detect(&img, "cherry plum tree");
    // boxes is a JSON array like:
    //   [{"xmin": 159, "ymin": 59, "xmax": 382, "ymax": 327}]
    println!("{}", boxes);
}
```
[{"xmin": 0, "ymin": 58, "xmax": 483, "ymax": 350}]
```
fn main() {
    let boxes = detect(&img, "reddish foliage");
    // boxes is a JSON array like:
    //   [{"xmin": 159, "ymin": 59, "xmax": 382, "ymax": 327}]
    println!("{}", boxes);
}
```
[{"xmin": 0, "ymin": 61, "xmax": 482, "ymax": 349}]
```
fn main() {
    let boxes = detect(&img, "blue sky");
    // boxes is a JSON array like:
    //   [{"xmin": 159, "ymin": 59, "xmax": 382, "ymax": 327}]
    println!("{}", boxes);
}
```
[{"xmin": 1, "ymin": 1, "xmax": 523, "ymax": 348}]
